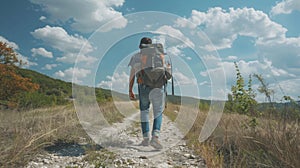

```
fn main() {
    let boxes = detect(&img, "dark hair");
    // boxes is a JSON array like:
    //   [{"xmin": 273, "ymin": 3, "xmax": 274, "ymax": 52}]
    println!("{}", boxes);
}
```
[{"xmin": 139, "ymin": 37, "xmax": 152, "ymax": 48}]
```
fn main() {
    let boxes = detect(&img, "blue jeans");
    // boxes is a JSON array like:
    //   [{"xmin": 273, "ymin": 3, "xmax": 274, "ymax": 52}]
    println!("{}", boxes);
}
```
[{"xmin": 138, "ymin": 84, "xmax": 165, "ymax": 138}]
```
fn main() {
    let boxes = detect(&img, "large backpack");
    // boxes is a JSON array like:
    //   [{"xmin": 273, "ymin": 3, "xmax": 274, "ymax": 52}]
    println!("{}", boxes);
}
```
[{"xmin": 137, "ymin": 43, "xmax": 172, "ymax": 88}]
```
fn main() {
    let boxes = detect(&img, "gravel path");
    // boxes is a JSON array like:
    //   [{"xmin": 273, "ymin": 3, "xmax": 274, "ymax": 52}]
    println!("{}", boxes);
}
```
[{"xmin": 26, "ymin": 102, "xmax": 206, "ymax": 168}]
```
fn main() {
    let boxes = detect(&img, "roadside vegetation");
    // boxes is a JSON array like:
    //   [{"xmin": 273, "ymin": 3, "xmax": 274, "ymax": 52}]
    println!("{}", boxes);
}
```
[
  {"xmin": 0, "ymin": 102, "xmax": 127, "ymax": 167},
  {"xmin": 169, "ymin": 62, "xmax": 300, "ymax": 168}
]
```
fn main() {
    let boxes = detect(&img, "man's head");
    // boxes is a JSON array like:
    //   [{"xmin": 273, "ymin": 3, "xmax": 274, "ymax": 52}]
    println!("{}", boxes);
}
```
[{"xmin": 139, "ymin": 37, "xmax": 152, "ymax": 49}]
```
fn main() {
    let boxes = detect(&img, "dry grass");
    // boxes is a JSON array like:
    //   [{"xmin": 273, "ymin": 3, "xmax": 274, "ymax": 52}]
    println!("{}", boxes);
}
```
[
  {"xmin": 0, "ymin": 102, "xmax": 125, "ymax": 168},
  {"xmin": 194, "ymin": 113, "xmax": 299, "ymax": 167},
  {"xmin": 1, "ymin": 101, "xmax": 299, "ymax": 168},
  {"xmin": 164, "ymin": 103, "xmax": 300, "ymax": 168},
  {"xmin": 0, "ymin": 105, "xmax": 85, "ymax": 167},
  {"xmin": 215, "ymin": 114, "xmax": 299, "ymax": 168}
]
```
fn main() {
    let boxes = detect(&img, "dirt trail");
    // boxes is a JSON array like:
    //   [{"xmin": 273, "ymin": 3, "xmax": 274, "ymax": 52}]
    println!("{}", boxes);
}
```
[
  {"xmin": 27, "ymin": 102, "xmax": 206, "ymax": 168},
  {"xmin": 104, "ymin": 112, "xmax": 206, "ymax": 167}
]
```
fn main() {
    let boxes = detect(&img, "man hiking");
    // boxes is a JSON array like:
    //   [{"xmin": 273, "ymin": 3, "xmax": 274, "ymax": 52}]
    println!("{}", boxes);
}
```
[{"xmin": 128, "ymin": 37, "xmax": 171, "ymax": 150}]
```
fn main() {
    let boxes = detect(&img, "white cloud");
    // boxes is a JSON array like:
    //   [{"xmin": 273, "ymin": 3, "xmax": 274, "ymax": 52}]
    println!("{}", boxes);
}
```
[
  {"xmin": 31, "ymin": 25, "xmax": 96, "ymax": 64},
  {"xmin": 31, "ymin": 47, "xmax": 53, "ymax": 58},
  {"xmin": 201, "ymin": 54, "xmax": 221, "ymax": 67},
  {"xmin": 178, "ymin": 7, "xmax": 287, "ymax": 50},
  {"xmin": 199, "ymin": 81, "xmax": 209, "ymax": 86},
  {"xmin": 153, "ymin": 26, "xmax": 194, "ymax": 61},
  {"xmin": 186, "ymin": 57, "xmax": 192, "ymax": 60},
  {"xmin": 31, "ymin": 26, "xmax": 93, "ymax": 53},
  {"xmin": 257, "ymin": 37, "xmax": 300, "ymax": 70},
  {"xmin": 271, "ymin": 0, "xmax": 300, "ymax": 15},
  {"xmin": 200, "ymin": 59, "xmax": 295, "ymax": 86},
  {"xmin": 199, "ymin": 59, "xmax": 300, "ymax": 102},
  {"xmin": 54, "ymin": 67, "xmax": 91, "ymax": 83},
  {"xmin": 155, "ymin": 25, "xmax": 195, "ymax": 48},
  {"xmin": 166, "ymin": 46, "xmax": 182, "ymax": 56},
  {"xmin": 227, "ymin": 56, "xmax": 238, "ymax": 60},
  {"xmin": 173, "ymin": 70, "xmax": 197, "ymax": 86},
  {"xmin": 56, "ymin": 53, "xmax": 97, "ymax": 64},
  {"xmin": 176, "ymin": 7, "xmax": 300, "ymax": 93},
  {"xmin": 43, "ymin": 64, "xmax": 58, "ymax": 70},
  {"xmin": 30, "ymin": 0, "xmax": 127, "ymax": 33},
  {"xmin": 175, "ymin": 17, "xmax": 197, "ymax": 29},
  {"xmin": 98, "ymin": 72, "xmax": 129, "ymax": 92},
  {"xmin": 54, "ymin": 70, "xmax": 65, "ymax": 77},
  {"xmin": 39, "ymin": 16, "xmax": 46, "ymax": 21},
  {"xmin": 271, "ymin": 78, "xmax": 300, "ymax": 100}
]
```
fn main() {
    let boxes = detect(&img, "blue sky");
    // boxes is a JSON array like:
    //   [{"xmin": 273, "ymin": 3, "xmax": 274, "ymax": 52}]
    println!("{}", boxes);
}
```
[{"xmin": 1, "ymin": 0, "xmax": 300, "ymax": 102}]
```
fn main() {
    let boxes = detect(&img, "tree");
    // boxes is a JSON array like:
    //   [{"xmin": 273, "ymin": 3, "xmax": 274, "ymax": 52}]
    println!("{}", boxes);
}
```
[
  {"xmin": 0, "ymin": 42, "xmax": 22, "ymax": 65},
  {"xmin": 0, "ymin": 42, "xmax": 39, "ymax": 108}
]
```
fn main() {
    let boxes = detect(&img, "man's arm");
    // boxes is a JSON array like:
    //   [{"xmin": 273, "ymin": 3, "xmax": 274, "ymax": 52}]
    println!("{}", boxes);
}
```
[{"xmin": 129, "ymin": 67, "xmax": 136, "ymax": 100}]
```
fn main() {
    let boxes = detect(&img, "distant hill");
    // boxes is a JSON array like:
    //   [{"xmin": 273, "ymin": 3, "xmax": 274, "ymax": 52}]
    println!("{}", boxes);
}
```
[
  {"xmin": 17, "ymin": 68, "xmax": 73, "ymax": 97},
  {"xmin": 8, "ymin": 68, "xmax": 112, "ymax": 109},
  {"xmin": 8, "ymin": 67, "xmax": 223, "ymax": 110}
]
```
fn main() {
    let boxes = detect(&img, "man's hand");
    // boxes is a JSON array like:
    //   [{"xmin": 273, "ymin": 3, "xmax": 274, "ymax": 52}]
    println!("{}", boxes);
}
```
[
  {"xmin": 165, "ymin": 62, "xmax": 172, "ymax": 80},
  {"xmin": 129, "ymin": 90, "xmax": 136, "ymax": 100},
  {"xmin": 129, "ymin": 67, "xmax": 136, "ymax": 100}
]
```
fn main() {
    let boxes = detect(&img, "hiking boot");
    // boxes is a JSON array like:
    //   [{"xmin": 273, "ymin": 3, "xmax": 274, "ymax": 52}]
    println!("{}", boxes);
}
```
[
  {"xmin": 140, "ymin": 138, "xmax": 150, "ymax": 146},
  {"xmin": 150, "ymin": 136, "xmax": 163, "ymax": 150}
]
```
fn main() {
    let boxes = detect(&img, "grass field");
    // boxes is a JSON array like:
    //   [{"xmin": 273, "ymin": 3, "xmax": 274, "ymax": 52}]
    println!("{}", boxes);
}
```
[
  {"xmin": 0, "ymin": 102, "xmax": 126, "ymax": 168},
  {"xmin": 164, "ymin": 103, "xmax": 300, "ymax": 168},
  {"xmin": 1, "ymin": 101, "xmax": 299, "ymax": 167}
]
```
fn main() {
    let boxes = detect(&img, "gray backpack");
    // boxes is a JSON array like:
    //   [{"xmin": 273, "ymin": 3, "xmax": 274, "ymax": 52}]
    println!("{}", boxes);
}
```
[{"xmin": 138, "ymin": 43, "xmax": 172, "ymax": 88}]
